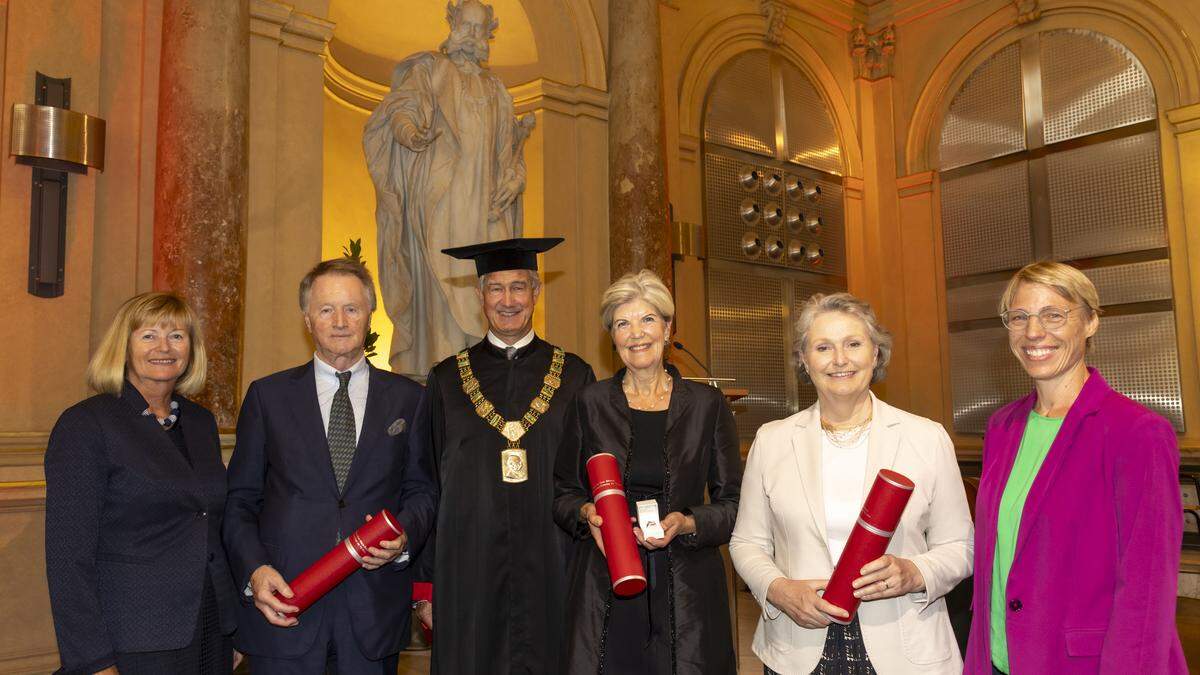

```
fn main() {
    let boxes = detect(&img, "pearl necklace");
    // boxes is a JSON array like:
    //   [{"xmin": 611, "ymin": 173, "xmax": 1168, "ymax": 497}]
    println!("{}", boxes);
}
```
[
  {"xmin": 623, "ymin": 371, "xmax": 671, "ymax": 411},
  {"xmin": 820, "ymin": 412, "xmax": 872, "ymax": 448}
]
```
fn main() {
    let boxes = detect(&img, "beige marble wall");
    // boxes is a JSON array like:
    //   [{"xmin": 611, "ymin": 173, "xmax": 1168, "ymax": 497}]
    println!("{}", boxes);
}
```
[
  {"xmin": 0, "ymin": 2, "xmax": 135, "ymax": 670},
  {"xmin": 242, "ymin": 0, "xmax": 334, "ymax": 388}
]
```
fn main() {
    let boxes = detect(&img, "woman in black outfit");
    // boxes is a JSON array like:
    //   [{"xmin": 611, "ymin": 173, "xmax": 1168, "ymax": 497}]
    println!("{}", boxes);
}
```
[
  {"xmin": 554, "ymin": 270, "xmax": 742, "ymax": 674},
  {"xmin": 45, "ymin": 293, "xmax": 238, "ymax": 675}
]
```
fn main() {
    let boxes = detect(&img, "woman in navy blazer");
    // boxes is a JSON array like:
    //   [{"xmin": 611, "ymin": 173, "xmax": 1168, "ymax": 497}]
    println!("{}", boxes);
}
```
[{"xmin": 45, "ymin": 293, "xmax": 238, "ymax": 675}]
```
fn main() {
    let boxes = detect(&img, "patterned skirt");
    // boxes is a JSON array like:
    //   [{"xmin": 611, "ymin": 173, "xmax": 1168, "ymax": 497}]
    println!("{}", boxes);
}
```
[
  {"xmin": 764, "ymin": 616, "xmax": 877, "ymax": 675},
  {"xmin": 114, "ymin": 573, "xmax": 233, "ymax": 675}
]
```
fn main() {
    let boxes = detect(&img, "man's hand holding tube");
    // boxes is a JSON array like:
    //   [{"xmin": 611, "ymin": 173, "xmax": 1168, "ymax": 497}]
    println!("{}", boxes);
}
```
[
  {"xmin": 250, "ymin": 565, "xmax": 299, "ymax": 627},
  {"xmin": 360, "ymin": 513, "xmax": 408, "ymax": 570}
]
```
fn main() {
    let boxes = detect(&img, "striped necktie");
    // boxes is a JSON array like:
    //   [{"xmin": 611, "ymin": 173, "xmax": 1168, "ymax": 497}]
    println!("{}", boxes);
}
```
[{"xmin": 327, "ymin": 370, "xmax": 356, "ymax": 494}]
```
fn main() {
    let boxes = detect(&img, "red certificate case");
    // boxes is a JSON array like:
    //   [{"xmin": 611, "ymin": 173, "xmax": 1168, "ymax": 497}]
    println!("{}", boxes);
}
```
[
  {"xmin": 585, "ymin": 453, "xmax": 647, "ymax": 597},
  {"xmin": 275, "ymin": 509, "xmax": 404, "ymax": 617},
  {"xmin": 822, "ymin": 469, "xmax": 914, "ymax": 623}
]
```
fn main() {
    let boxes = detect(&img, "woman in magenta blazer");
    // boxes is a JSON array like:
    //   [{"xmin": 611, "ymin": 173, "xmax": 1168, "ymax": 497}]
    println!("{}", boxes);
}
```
[{"xmin": 964, "ymin": 261, "xmax": 1185, "ymax": 674}]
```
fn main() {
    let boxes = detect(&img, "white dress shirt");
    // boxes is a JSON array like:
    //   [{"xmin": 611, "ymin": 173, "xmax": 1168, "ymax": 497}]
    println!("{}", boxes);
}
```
[
  {"xmin": 486, "ymin": 329, "xmax": 535, "ymax": 350},
  {"xmin": 821, "ymin": 431, "xmax": 869, "ymax": 564},
  {"xmin": 314, "ymin": 353, "xmax": 369, "ymax": 444}
]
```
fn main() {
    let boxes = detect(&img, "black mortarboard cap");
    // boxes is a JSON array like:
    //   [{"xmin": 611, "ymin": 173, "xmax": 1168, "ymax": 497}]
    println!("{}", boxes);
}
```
[{"xmin": 441, "ymin": 237, "xmax": 564, "ymax": 276}]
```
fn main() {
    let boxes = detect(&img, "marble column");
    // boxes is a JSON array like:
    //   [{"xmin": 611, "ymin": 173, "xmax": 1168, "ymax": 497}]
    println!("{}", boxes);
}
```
[
  {"xmin": 153, "ymin": 1, "xmax": 250, "ymax": 428},
  {"xmin": 608, "ymin": 0, "xmax": 672, "ymax": 287}
]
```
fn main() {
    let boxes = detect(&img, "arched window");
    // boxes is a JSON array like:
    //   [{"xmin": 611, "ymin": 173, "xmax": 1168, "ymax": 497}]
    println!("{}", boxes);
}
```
[
  {"xmin": 938, "ymin": 30, "xmax": 1181, "ymax": 434},
  {"xmin": 702, "ymin": 49, "xmax": 846, "ymax": 439}
]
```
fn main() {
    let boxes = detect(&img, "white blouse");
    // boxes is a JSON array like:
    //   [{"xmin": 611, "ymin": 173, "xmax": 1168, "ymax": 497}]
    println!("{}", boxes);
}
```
[{"xmin": 821, "ymin": 431, "xmax": 869, "ymax": 564}]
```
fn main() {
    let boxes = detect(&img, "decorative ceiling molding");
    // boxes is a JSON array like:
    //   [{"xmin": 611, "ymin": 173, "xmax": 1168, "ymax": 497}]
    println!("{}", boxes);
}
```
[
  {"xmin": 1012, "ymin": 0, "xmax": 1042, "ymax": 26},
  {"xmin": 250, "ymin": 0, "xmax": 335, "ymax": 55},
  {"xmin": 324, "ymin": 51, "xmax": 608, "ymax": 121},
  {"xmin": 510, "ymin": 79, "xmax": 610, "ymax": 120},
  {"xmin": 323, "ymin": 50, "xmax": 390, "ymax": 112},
  {"xmin": 761, "ymin": 0, "xmax": 789, "ymax": 45},
  {"xmin": 850, "ymin": 23, "xmax": 896, "ymax": 80}
]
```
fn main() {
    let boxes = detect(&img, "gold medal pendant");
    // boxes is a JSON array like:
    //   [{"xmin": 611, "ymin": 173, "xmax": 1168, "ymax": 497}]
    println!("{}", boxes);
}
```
[
  {"xmin": 457, "ymin": 347, "xmax": 565, "ymax": 485},
  {"xmin": 500, "ymin": 447, "xmax": 528, "ymax": 483}
]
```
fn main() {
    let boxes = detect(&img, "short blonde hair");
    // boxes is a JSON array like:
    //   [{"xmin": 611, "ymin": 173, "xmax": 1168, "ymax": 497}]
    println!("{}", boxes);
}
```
[
  {"xmin": 998, "ymin": 261, "xmax": 1101, "ymax": 317},
  {"xmin": 793, "ymin": 292, "xmax": 893, "ymax": 384},
  {"xmin": 600, "ymin": 269, "xmax": 675, "ymax": 332},
  {"xmin": 87, "ymin": 292, "xmax": 207, "ymax": 396}
]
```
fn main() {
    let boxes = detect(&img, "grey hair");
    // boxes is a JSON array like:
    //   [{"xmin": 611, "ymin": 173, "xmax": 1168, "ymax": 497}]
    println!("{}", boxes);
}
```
[
  {"xmin": 443, "ymin": 0, "xmax": 498, "ymax": 36},
  {"xmin": 299, "ymin": 258, "xmax": 377, "ymax": 313},
  {"xmin": 793, "ymin": 292, "xmax": 892, "ymax": 384},
  {"xmin": 600, "ymin": 269, "xmax": 675, "ymax": 332},
  {"xmin": 478, "ymin": 269, "xmax": 541, "ymax": 291}
]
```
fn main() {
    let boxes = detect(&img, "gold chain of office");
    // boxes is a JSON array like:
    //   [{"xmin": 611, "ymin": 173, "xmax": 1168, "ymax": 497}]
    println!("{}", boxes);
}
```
[{"xmin": 456, "ymin": 346, "xmax": 565, "ymax": 447}]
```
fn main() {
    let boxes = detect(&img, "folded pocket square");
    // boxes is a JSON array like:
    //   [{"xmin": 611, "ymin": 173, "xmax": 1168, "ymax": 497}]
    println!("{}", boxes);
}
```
[{"xmin": 387, "ymin": 418, "xmax": 407, "ymax": 436}]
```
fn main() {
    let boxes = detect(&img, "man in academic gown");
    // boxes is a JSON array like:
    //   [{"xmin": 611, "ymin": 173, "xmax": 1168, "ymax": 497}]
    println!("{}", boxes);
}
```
[{"xmin": 420, "ymin": 237, "xmax": 595, "ymax": 674}]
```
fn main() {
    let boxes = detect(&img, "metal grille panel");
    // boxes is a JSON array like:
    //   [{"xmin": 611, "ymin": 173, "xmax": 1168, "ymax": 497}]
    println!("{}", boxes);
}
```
[
  {"xmin": 1041, "ymin": 30, "xmax": 1156, "ymax": 145},
  {"xmin": 1082, "ymin": 259, "xmax": 1173, "ymax": 306},
  {"xmin": 947, "ymin": 258, "xmax": 1173, "ymax": 323},
  {"xmin": 941, "ymin": 161, "xmax": 1032, "ymax": 277},
  {"xmin": 1090, "ymin": 312, "xmax": 1184, "ymax": 431},
  {"xmin": 939, "ymin": 42, "xmax": 1025, "ymax": 170},
  {"xmin": 948, "ymin": 311, "xmax": 1184, "ymax": 434},
  {"xmin": 709, "ymin": 269, "xmax": 790, "ymax": 441},
  {"xmin": 949, "ymin": 327, "xmax": 1030, "ymax": 434},
  {"xmin": 781, "ymin": 65, "xmax": 843, "ymax": 175},
  {"xmin": 704, "ymin": 50, "xmax": 774, "ymax": 156},
  {"xmin": 1048, "ymin": 131, "xmax": 1165, "ymax": 260},
  {"xmin": 704, "ymin": 151, "xmax": 846, "ymax": 276},
  {"xmin": 947, "ymin": 280, "xmax": 1010, "ymax": 323}
]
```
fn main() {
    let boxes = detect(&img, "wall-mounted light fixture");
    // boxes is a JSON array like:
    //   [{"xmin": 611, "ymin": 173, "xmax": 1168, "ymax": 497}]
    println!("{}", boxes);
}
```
[{"xmin": 10, "ymin": 73, "xmax": 105, "ymax": 298}]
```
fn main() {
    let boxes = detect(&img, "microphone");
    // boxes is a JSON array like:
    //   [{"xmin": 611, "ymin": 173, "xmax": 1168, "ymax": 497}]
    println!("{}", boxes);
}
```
[{"xmin": 671, "ymin": 340, "xmax": 716, "ymax": 379}]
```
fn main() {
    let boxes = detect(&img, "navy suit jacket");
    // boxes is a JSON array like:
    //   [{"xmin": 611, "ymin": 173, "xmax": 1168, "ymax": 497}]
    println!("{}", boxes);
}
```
[
  {"xmin": 222, "ymin": 360, "xmax": 436, "ymax": 659},
  {"xmin": 45, "ymin": 384, "xmax": 237, "ymax": 675}
]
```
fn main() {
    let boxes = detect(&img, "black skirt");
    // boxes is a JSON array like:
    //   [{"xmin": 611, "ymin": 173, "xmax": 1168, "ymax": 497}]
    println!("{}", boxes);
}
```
[{"xmin": 114, "ymin": 573, "xmax": 233, "ymax": 675}]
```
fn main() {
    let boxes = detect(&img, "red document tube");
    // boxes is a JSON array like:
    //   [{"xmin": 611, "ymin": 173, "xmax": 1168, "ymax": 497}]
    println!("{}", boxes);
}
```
[
  {"xmin": 822, "ymin": 469, "xmax": 915, "ymax": 623},
  {"xmin": 585, "ymin": 453, "xmax": 647, "ymax": 597},
  {"xmin": 274, "ymin": 509, "xmax": 404, "ymax": 617}
]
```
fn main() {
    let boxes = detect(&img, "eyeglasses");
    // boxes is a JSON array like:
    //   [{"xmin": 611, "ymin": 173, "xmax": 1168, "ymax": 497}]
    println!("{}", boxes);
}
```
[{"xmin": 999, "ymin": 306, "xmax": 1085, "ymax": 331}]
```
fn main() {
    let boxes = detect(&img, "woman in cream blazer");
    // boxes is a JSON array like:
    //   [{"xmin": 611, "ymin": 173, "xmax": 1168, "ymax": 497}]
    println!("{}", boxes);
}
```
[{"xmin": 730, "ymin": 293, "xmax": 973, "ymax": 674}]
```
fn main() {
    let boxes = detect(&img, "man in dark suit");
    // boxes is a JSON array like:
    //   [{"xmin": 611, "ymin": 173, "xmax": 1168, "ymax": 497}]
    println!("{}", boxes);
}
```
[{"xmin": 223, "ymin": 258, "xmax": 436, "ymax": 674}]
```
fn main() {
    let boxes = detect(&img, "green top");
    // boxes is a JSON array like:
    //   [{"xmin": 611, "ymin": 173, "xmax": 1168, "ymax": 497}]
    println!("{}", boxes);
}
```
[{"xmin": 990, "ymin": 411, "xmax": 1064, "ymax": 673}]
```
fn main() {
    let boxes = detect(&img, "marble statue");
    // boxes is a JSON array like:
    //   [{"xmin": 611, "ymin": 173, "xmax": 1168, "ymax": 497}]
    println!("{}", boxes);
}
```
[{"xmin": 364, "ymin": 0, "xmax": 534, "ymax": 376}]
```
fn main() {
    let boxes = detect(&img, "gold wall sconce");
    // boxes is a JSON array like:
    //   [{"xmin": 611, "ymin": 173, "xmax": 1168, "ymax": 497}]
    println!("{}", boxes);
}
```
[{"xmin": 10, "ymin": 73, "xmax": 105, "ymax": 298}]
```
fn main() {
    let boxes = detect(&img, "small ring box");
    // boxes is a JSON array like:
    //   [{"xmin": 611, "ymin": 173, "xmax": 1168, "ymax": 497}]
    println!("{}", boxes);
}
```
[{"xmin": 636, "ymin": 499, "xmax": 665, "ymax": 540}]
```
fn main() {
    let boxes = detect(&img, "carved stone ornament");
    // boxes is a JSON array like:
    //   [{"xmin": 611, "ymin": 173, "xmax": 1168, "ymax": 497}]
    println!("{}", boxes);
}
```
[
  {"xmin": 1012, "ymin": 0, "xmax": 1042, "ymax": 25},
  {"xmin": 760, "ymin": 0, "xmax": 787, "ymax": 46},
  {"xmin": 850, "ymin": 23, "xmax": 896, "ymax": 80}
]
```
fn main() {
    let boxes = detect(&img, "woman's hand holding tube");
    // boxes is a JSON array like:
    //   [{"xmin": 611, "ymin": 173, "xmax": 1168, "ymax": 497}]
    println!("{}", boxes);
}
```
[
  {"xmin": 766, "ymin": 578, "xmax": 849, "ymax": 628},
  {"xmin": 851, "ymin": 554, "xmax": 924, "ymax": 601},
  {"xmin": 580, "ymin": 502, "xmax": 606, "ymax": 556}
]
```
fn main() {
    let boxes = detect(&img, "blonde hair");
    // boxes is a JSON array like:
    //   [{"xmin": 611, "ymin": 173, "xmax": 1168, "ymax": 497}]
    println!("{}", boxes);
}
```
[
  {"xmin": 87, "ymin": 292, "xmax": 207, "ymax": 396},
  {"xmin": 793, "ymin": 292, "xmax": 893, "ymax": 384},
  {"xmin": 600, "ymin": 269, "xmax": 676, "ymax": 332},
  {"xmin": 998, "ymin": 261, "xmax": 1101, "ymax": 317}
]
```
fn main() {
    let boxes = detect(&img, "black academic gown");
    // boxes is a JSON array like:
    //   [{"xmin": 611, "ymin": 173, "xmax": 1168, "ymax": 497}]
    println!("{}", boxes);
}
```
[{"xmin": 424, "ymin": 336, "xmax": 595, "ymax": 674}]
